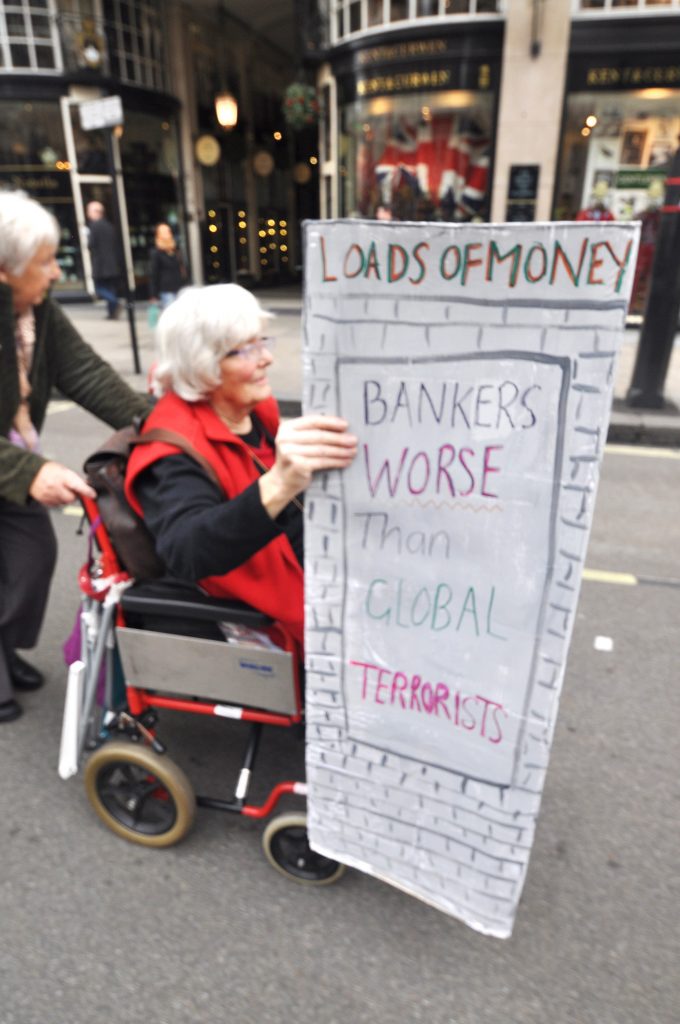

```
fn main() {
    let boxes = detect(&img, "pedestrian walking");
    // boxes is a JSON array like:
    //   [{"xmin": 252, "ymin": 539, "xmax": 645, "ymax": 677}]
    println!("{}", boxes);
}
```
[
  {"xmin": 148, "ymin": 222, "xmax": 185, "ymax": 311},
  {"xmin": 0, "ymin": 189, "xmax": 150, "ymax": 722},
  {"xmin": 86, "ymin": 200, "xmax": 122, "ymax": 319}
]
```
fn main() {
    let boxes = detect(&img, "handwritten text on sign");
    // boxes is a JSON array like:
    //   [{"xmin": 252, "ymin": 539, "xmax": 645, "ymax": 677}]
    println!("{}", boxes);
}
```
[{"xmin": 302, "ymin": 221, "xmax": 639, "ymax": 938}]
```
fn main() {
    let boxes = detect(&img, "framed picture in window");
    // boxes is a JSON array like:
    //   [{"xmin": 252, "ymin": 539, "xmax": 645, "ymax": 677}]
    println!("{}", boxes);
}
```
[{"xmin": 620, "ymin": 130, "xmax": 647, "ymax": 167}]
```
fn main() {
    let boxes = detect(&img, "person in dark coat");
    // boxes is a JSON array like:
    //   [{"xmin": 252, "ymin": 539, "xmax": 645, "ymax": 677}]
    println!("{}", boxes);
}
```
[
  {"xmin": 149, "ymin": 222, "xmax": 186, "ymax": 310},
  {"xmin": 0, "ymin": 190, "xmax": 150, "ymax": 722},
  {"xmin": 86, "ymin": 200, "xmax": 122, "ymax": 319}
]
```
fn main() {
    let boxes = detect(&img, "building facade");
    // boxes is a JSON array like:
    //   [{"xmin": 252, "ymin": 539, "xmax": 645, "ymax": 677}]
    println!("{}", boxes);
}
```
[
  {"xmin": 314, "ymin": 0, "xmax": 680, "ymax": 317},
  {"xmin": 0, "ymin": 0, "xmax": 313, "ymax": 298}
]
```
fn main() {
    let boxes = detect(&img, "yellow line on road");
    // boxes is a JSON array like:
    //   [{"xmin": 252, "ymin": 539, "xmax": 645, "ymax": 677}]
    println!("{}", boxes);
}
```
[
  {"xmin": 605, "ymin": 443, "xmax": 679, "ymax": 459},
  {"xmin": 582, "ymin": 568, "xmax": 638, "ymax": 586}
]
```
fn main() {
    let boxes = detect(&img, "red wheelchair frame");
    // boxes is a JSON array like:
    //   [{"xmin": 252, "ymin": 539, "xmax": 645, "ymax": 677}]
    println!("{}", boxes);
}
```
[{"xmin": 62, "ymin": 493, "xmax": 345, "ymax": 885}]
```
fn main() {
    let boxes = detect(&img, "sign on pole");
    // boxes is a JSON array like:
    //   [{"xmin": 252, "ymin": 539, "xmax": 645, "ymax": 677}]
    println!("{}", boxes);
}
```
[
  {"xmin": 79, "ymin": 95, "xmax": 124, "ymax": 132},
  {"xmin": 302, "ymin": 220, "xmax": 639, "ymax": 938}
]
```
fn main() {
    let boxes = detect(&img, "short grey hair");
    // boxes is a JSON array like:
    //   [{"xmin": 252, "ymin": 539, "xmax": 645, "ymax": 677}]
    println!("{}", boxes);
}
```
[
  {"xmin": 0, "ymin": 189, "xmax": 60, "ymax": 275},
  {"xmin": 153, "ymin": 284, "xmax": 274, "ymax": 401}
]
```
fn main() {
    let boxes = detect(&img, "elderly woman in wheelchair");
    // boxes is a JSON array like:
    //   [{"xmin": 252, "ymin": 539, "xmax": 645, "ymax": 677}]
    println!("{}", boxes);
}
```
[
  {"xmin": 125, "ymin": 283, "xmax": 356, "ymax": 653},
  {"xmin": 66, "ymin": 284, "xmax": 357, "ymax": 882}
]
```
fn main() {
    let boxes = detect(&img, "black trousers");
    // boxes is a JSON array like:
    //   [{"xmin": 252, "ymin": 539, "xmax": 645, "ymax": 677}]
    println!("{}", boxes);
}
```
[{"xmin": 0, "ymin": 499, "xmax": 57, "ymax": 702}]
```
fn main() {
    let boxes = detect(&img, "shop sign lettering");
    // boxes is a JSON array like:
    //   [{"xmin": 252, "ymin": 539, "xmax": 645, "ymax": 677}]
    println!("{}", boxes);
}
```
[
  {"xmin": 586, "ymin": 64, "xmax": 680, "ymax": 88},
  {"xmin": 357, "ymin": 69, "xmax": 451, "ymax": 96}
]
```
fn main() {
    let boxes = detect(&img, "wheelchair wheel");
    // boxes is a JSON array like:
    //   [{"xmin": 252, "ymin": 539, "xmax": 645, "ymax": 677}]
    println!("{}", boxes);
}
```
[
  {"xmin": 84, "ymin": 740, "xmax": 195, "ymax": 848},
  {"xmin": 262, "ymin": 812, "xmax": 346, "ymax": 885}
]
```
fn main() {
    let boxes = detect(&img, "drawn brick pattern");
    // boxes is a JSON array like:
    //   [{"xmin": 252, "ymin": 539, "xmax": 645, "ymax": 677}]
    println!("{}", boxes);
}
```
[{"xmin": 302, "ymin": 289, "xmax": 626, "ymax": 939}]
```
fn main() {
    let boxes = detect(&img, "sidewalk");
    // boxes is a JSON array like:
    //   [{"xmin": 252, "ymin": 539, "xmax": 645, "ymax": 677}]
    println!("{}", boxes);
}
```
[{"xmin": 63, "ymin": 289, "xmax": 680, "ymax": 446}]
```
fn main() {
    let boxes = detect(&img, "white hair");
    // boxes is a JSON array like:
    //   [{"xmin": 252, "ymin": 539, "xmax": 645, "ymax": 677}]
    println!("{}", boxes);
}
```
[
  {"xmin": 0, "ymin": 189, "xmax": 60, "ymax": 275},
  {"xmin": 153, "ymin": 284, "xmax": 274, "ymax": 401}
]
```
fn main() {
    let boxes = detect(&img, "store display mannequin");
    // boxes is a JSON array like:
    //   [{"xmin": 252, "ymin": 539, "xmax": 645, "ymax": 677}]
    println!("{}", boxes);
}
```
[{"xmin": 576, "ymin": 179, "xmax": 615, "ymax": 222}]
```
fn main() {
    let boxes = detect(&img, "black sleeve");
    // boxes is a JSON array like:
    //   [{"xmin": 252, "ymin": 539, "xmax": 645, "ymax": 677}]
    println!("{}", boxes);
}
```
[
  {"xmin": 149, "ymin": 250, "xmax": 160, "ymax": 298},
  {"xmin": 135, "ymin": 453, "xmax": 296, "ymax": 581}
]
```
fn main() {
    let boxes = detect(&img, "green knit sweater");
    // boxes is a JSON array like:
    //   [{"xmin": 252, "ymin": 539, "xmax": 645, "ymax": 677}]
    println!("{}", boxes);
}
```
[{"xmin": 0, "ymin": 283, "xmax": 150, "ymax": 504}]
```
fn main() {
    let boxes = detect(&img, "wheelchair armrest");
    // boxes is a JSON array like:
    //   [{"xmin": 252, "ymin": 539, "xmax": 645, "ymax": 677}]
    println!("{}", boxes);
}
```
[{"xmin": 120, "ymin": 580, "xmax": 273, "ymax": 628}]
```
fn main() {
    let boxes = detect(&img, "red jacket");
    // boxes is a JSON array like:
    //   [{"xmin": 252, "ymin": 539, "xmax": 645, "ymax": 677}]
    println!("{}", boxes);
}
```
[{"xmin": 125, "ymin": 391, "xmax": 304, "ymax": 649}]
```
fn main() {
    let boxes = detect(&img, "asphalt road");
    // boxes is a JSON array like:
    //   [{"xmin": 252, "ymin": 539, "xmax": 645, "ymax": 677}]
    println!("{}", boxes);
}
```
[{"xmin": 1, "ymin": 403, "xmax": 678, "ymax": 1024}]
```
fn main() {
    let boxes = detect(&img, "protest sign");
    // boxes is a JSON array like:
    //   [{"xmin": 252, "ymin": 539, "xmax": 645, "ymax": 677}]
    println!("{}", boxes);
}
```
[{"xmin": 302, "ymin": 220, "xmax": 639, "ymax": 938}]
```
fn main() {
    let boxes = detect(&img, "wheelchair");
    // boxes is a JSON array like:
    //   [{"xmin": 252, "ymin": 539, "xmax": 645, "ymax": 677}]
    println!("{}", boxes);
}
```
[{"xmin": 58, "ymin": 493, "xmax": 345, "ymax": 886}]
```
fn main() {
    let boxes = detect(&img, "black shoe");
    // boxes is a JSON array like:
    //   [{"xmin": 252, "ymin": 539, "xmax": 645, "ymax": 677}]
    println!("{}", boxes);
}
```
[
  {"xmin": 9, "ymin": 654, "xmax": 44, "ymax": 691},
  {"xmin": 0, "ymin": 699, "xmax": 22, "ymax": 722}
]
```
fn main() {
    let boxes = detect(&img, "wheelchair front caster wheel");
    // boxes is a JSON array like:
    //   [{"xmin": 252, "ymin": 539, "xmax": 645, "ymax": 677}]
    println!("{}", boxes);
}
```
[
  {"xmin": 84, "ymin": 739, "xmax": 195, "ymax": 848},
  {"xmin": 262, "ymin": 813, "xmax": 346, "ymax": 885}
]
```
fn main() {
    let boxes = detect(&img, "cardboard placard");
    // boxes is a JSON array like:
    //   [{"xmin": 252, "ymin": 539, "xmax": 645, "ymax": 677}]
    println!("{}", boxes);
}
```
[{"xmin": 302, "ymin": 220, "xmax": 639, "ymax": 938}]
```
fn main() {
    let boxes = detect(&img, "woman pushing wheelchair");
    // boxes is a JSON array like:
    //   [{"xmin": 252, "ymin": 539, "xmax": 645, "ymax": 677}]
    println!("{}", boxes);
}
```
[{"xmin": 125, "ymin": 284, "xmax": 357, "ymax": 656}]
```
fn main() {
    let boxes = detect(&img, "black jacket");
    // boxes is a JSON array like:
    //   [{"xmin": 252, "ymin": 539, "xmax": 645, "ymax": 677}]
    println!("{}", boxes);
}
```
[
  {"xmin": 0, "ymin": 283, "xmax": 150, "ymax": 504},
  {"xmin": 88, "ymin": 218, "xmax": 121, "ymax": 279},
  {"xmin": 149, "ymin": 248, "xmax": 184, "ymax": 298}
]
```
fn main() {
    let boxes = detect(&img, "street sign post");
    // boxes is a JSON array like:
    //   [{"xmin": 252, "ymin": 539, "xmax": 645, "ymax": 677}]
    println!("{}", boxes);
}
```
[{"xmin": 79, "ymin": 95, "xmax": 141, "ymax": 374}]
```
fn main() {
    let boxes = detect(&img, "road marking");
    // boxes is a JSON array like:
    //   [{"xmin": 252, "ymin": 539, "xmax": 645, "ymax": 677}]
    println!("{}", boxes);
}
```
[
  {"xmin": 47, "ymin": 400, "xmax": 76, "ymax": 415},
  {"xmin": 594, "ymin": 635, "xmax": 614, "ymax": 652},
  {"xmin": 605, "ymin": 443, "xmax": 680, "ymax": 459},
  {"xmin": 582, "ymin": 568, "xmax": 637, "ymax": 586}
]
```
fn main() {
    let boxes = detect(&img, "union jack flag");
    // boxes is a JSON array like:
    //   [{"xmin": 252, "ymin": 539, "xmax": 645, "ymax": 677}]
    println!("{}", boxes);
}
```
[{"xmin": 373, "ymin": 114, "xmax": 489, "ymax": 220}]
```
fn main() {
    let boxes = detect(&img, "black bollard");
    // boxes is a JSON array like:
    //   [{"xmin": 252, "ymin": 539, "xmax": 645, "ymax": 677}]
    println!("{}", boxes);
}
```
[{"xmin": 627, "ymin": 146, "xmax": 680, "ymax": 409}]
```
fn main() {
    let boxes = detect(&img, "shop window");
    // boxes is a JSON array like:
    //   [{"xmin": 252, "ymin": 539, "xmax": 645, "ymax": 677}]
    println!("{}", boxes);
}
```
[
  {"xmin": 554, "ymin": 89, "xmax": 680, "ymax": 314},
  {"xmin": 116, "ymin": 112, "xmax": 185, "ymax": 286},
  {"xmin": 340, "ymin": 90, "xmax": 493, "ymax": 222},
  {"xmin": 0, "ymin": 99, "xmax": 84, "ymax": 291}
]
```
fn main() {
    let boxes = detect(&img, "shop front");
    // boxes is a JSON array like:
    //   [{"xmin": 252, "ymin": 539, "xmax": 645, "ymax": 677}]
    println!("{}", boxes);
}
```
[
  {"xmin": 329, "ymin": 26, "xmax": 503, "ymax": 223},
  {"xmin": 0, "ymin": 85, "xmax": 186, "ymax": 300},
  {"xmin": 554, "ymin": 40, "xmax": 680, "ymax": 315}
]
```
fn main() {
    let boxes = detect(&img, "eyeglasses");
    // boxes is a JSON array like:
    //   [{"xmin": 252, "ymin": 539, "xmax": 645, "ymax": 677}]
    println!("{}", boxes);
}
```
[{"xmin": 222, "ymin": 336, "xmax": 276, "ymax": 360}]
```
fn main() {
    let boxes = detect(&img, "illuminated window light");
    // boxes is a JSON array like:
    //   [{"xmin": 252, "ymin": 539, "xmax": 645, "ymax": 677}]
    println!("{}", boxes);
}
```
[
  {"xmin": 208, "ymin": 209, "xmax": 216, "ymax": 217},
  {"xmin": 273, "ymin": 131, "xmax": 282, "ymax": 141},
  {"xmin": 260, "ymin": 259, "xmax": 268, "ymax": 265},
  {"xmin": 581, "ymin": 127, "xmax": 591, "ymax": 137},
  {"xmin": 280, "ymin": 244, "xmax": 287, "ymax": 252},
  {"xmin": 585, "ymin": 115, "xmax": 597, "ymax": 128},
  {"xmin": 280, "ymin": 229, "xmax": 287, "ymax": 237},
  {"xmin": 279, "ymin": 220, "xmax": 287, "ymax": 227},
  {"xmin": 267, "ymin": 228, "xmax": 275, "ymax": 236},
  {"xmin": 309, "ymin": 156, "xmax": 318, "ymax": 166},
  {"xmin": 208, "ymin": 223, "xmax": 218, "ymax": 233},
  {"xmin": 258, "ymin": 229, "xmax": 266, "ymax": 238},
  {"xmin": 260, "ymin": 246, "xmax": 267, "ymax": 254},
  {"xmin": 210, "ymin": 245, "xmax": 218, "ymax": 253},
  {"xmin": 239, "ymin": 238, "xmax": 247, "ymax": 245},
  {"xmin": 267, "ymin": 219, "xmax": 275, "ymax": 226},
  {"xmin": 238, "ymin": 210, "xmax": 246, "ymax": 217},
  {"xmin": 269, "ymin": 242, "xmax": 276, "ymax": 250},
  {"xmin": 212, "ymin": 261, "xmax": 220, "ymax": 268},
  {"xmin": 238, "ymin": 220, "xmax": 247, "ymax": 229}
]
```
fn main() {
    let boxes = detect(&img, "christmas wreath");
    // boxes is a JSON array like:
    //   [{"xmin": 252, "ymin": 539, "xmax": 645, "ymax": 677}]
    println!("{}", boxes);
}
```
[{"xmin": 282, "ymin": 82, "xmax": 319, "ymax": 131}]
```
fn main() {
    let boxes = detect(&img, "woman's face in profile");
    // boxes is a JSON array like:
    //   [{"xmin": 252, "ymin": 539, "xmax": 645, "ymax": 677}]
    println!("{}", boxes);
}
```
[{"xmin": 212, "ymin": 334, "xmax": 274, "ymax": 417}]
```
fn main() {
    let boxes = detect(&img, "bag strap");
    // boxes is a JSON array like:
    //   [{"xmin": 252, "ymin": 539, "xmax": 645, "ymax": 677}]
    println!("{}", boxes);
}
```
[{"xmin": 133, "ymin": 428, "xmax": 223, "ymax": 492}]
